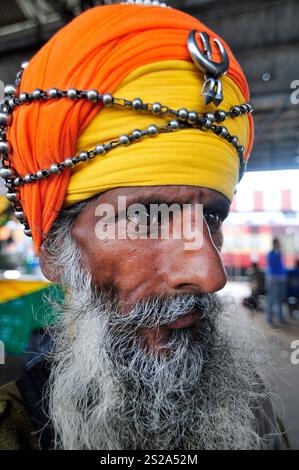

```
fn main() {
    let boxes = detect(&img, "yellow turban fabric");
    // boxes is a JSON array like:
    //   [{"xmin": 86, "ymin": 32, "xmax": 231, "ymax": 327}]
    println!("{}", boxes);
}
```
[{"xmin": 68, "ymin": 60, "xmax": 250, "ymax": 206}]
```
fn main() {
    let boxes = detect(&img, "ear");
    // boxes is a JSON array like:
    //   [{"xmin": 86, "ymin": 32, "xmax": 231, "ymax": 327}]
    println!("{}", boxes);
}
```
[{"xmin": 39, "ymin": 241, "xmax": 61, "ymax": 283}]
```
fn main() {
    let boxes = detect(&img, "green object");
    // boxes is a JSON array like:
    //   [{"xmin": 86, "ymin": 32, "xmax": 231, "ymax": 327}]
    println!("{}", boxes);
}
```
[{"xmin": 0, "ymin": 284, "xmax": 63, "ymax": 355}]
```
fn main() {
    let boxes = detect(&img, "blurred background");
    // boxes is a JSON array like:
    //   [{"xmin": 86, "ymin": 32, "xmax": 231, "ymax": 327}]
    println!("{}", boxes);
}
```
[{"xmin": 0, "ymin": 0, "xmax": 298, "ymax": 449}]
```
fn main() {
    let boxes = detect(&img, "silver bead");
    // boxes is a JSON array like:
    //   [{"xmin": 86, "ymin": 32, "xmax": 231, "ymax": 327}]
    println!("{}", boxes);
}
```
[
  {"xmin": 19, "ymin": 93, "xmax": 29, "ymax": 103},
  {"xmin": 0, "ymin": 112, "xmax": 12, "ymax": 126},
  {"xmin": 24, "ymin": 228, "xmax": 32, "ymax": 237},
  {"xmin": 23, "ymin": 174, "xmax": 32, "ymax": 184},
  {"xmin": 178, "ymin": 108, "xmax": 188, "ymax": 121},
  {"xmin": 231, "ymin": 136, "xmax": 238, "ymax": 145},
  {"xmin": 21, "ymin": 61, "xmax": 29, "ymax": 69},
  {"xmin": 103, "ymin": 93, "xmax": 113, "ymax": 107},
  {"xmin": 237, "ymin": 145, "xmax": 245, "ymax": 155},
  {"xmin": 79, "ymin": 151, "xmax": 89, "ymax": 161},
  {"xmin": 6, "ymin": 192, "xmax": 19, "ymax": 202},
  {"xmin": 148, "ymin": 124, "xmax": 158, "ymax": 136},
  {"xmin": 119, "ymin": 134, "xmax": 131, "ymax": 146},
  {"xmin": 205, "ymin": 113, "xmax": 215, "ymax": 123},
  {"xmin": 220, "ymin": 126, "xmax": 228, "ymax": 137},
  {"xmin": 187, "ymin": 112, "xmax": 198, "ymax": 124},
  {"xmin": 169, "ymin": 120, "xmax": 179, "ymax": 131},
  {"xmin": 14, "ymin": 177, "xmax": 23, "ymax": 186},
  {"xmin": 0, "ymin": 167, "xmax": 13, "ymax": 179},
  {"xmin": 67, "ymin": 88, "xmax": 78, "ymax": 99},
  {"xmin": 231, "ymin": 106, "xmax": 241, "ymax": 117},
  {"xmin": 1, "ymin": 105, "xmax": 10, "ymax": 113},
  {"xmin": 0, "ymin": 141, "xmax": 12, "ymax": 154},
  {"xmin": 64, "ymin": 158, "xmax": 75, "ymax": 168},
  {"xmin": 240, "ymin": 104, "xmax": 248, "ymax": 114},
  {"xmin": 50, "ymin": 163, "xmax": 61, "ymax": 174},
  {"xmin": 36, "ymin": 170, "xmax": 47, "ymax": 180},
  {"xmin": 2, "ymin": 104, "xmax": 10, "ymax": 114},
  {"xmin": 32, "ymin": 89, "xmax": 43, "ymax": 100},
  {"xmin": 152, "ymin": 102, "xmax": 162, "ymax": 114},
  {"xmin": 132, "ymin": 98, "xmax": 143, "ymax": 111},
  {"xmin": 94, "ymin": 144, "xmax": 106, "ymax": 155},
  {"xmin": 14, "ymin": 211, "xmax": 24, "ymax": 221},
  {"xmin": 4, "ymin": 180, "xmax": 14, "ymax": 190},
  {"xmin": 7, "ymin": 98, "xmax": 16, "ymax": 109},
  {"xmin": 215, "ymin": 110, "xmax": 226, "ymax": 121},
  {"xmin": 87, "ymin": 90, "xmax": 98, "ymax": 102},
  {"xmin": 132, "ymin": 129, "xmax": 143, "ymax": 140},
  {"xmin": 4, "ymin": 84, "xmax": 16, "ymax": 96},
  {"xmin": 48, "ymin": 88, "xmax": 59, "ymax": 98},
  {"xmin": 202, "ymin": 118, "xmax": 212, "ymax": 129}
]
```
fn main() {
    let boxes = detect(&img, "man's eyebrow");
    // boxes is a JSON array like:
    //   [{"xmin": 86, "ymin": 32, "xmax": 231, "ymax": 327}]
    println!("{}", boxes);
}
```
[{"xmin": 124, "ymin": 195, "xmax": 186, "ymax": 207}]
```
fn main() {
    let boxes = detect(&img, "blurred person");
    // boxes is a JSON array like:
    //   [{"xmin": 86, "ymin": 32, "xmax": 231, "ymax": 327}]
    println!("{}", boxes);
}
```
[
  {"xmin": 242, "ymin": 261, "xmax": 265, "ymax": 311},
  {"xmin": 0, "ymin": 1, "xmax": 286, "ymax": 450},
  {"xmin": 266, "ymin": 238, "xmax": 286, "ymax": 325},
  {"xmin": 286, "ymin": 259, "xmax": 299, "ymax": 317}
]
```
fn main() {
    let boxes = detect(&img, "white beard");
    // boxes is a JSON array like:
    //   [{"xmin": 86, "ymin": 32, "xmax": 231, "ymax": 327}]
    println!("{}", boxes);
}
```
[{"xmin": 43, "ymin": 219, "xmax": 276, "ymax": 450}]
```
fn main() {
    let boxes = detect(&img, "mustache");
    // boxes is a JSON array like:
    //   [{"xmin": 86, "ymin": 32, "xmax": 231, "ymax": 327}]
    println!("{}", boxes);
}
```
[{"xmin": 107, "ymin": 293, "xmax": 220, "ymax": 329}]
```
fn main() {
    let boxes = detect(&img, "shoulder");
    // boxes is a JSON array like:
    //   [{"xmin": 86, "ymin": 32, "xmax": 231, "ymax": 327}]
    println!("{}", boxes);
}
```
[{"xmin": 0, "ymin": 381, "xmax": 38, "ymax": 450}]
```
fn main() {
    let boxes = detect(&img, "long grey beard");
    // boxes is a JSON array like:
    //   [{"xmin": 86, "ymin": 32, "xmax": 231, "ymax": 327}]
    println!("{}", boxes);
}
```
[{"xmin": 44, "ymin": 236, "xmax": 272, "ymax": 451}]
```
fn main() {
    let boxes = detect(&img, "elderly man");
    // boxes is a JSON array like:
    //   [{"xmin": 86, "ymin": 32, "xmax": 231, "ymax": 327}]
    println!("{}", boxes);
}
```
[{"xmin": 0, "ymin": 0, "xmax": 286, "ymax": 450}]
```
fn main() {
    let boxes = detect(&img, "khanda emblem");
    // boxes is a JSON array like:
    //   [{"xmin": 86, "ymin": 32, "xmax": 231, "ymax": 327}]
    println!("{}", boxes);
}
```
[{"xmin": 187, "ymin": 30, "xmax": 229, "ymax": 106}]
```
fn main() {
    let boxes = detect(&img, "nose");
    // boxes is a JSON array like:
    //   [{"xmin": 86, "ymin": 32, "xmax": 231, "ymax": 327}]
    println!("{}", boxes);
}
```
[{"xmin": 159, "ymin": 217, "xmax": 227, "ymax": 295}]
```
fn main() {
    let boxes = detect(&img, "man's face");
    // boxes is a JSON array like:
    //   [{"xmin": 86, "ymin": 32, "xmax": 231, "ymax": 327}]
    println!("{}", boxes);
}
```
[
  {"xmin": 70, "ymin": 185, "xmax": 229, "ymax": 352},
  {"xmin": 43, "ymin": 185, "xmax": 267, "ymax": 451}
]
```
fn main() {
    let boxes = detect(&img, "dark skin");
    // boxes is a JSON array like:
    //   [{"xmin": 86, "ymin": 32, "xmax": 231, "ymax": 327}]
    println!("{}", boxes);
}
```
[{"xmin": 40, "ymin": 185, "xmax": 230, "ymax": 351}]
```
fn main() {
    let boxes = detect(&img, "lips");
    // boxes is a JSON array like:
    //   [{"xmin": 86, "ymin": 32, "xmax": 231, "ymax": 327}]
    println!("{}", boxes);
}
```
[{"xmin": 167, "ymin": 309, "xmax": 198, "ymax": 330}]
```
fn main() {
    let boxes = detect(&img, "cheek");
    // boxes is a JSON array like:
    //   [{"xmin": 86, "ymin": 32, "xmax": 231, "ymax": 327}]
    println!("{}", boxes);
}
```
[
  {"xmin": 211, "ymin": 230, "xmax": 224, "ymax": 252},
  {"xmin": 96, "ymin": 241, "xmax": 153, "ymax": 280},
  {"xmin": 74, "ymin": 226, "xmax": 160, "ymax": 296}
]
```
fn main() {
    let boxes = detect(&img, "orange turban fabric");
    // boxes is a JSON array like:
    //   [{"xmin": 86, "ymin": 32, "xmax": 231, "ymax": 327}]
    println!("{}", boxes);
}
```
[{"xmin": 8, "ymin": 4, "xmax": 254, "ymax": 252}]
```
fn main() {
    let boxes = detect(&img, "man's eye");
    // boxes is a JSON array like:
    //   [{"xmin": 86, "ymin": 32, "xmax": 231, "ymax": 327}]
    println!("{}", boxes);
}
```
[
  {"xmin": 127, "ymin": 207, "xmax": 158, "ymax": 226},
  {"xmin": 204, "ymin": 212, "xmax": 222, "ymax": 231},
  {"xmin": 127, "ymin": 209, "xmax": 149, "ymax": 224}
]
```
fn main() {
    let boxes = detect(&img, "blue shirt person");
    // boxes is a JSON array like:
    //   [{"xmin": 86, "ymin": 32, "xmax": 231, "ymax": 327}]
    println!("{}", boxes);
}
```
[{"xmin": 266, "ymin": 238, "xmax": 286, "ymax": 325}]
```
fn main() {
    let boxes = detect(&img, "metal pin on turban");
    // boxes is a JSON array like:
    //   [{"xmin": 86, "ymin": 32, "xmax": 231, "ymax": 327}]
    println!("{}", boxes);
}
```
[{"xmin": 187, "ymin": 30, "xmax": 230, "ymax": 106}]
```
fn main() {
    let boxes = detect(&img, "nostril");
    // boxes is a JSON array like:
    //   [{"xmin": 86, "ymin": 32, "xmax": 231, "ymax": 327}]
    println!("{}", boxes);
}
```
[{"xmin": 175, "ymin": 283, "xmax": 203, "ymax": 293}]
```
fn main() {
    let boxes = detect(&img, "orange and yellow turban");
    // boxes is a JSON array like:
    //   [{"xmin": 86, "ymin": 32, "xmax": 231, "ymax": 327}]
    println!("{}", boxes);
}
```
[{"xmin": 8, "ymin": 3, "xmax": 254, "ymax": 251}]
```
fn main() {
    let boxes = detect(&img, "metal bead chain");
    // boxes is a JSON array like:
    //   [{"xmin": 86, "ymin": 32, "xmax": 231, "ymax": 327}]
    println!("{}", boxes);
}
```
[
  {"xmin": 0, "ymin": 121, "xmax": 178, "ymax": 187},
  {"xmin": 0, "ymin": 63, "xmax": 253, "ymax": 238},
  {"xmin": 121, "ymin": 1, "xmax": 171, "ymax": 8}
]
